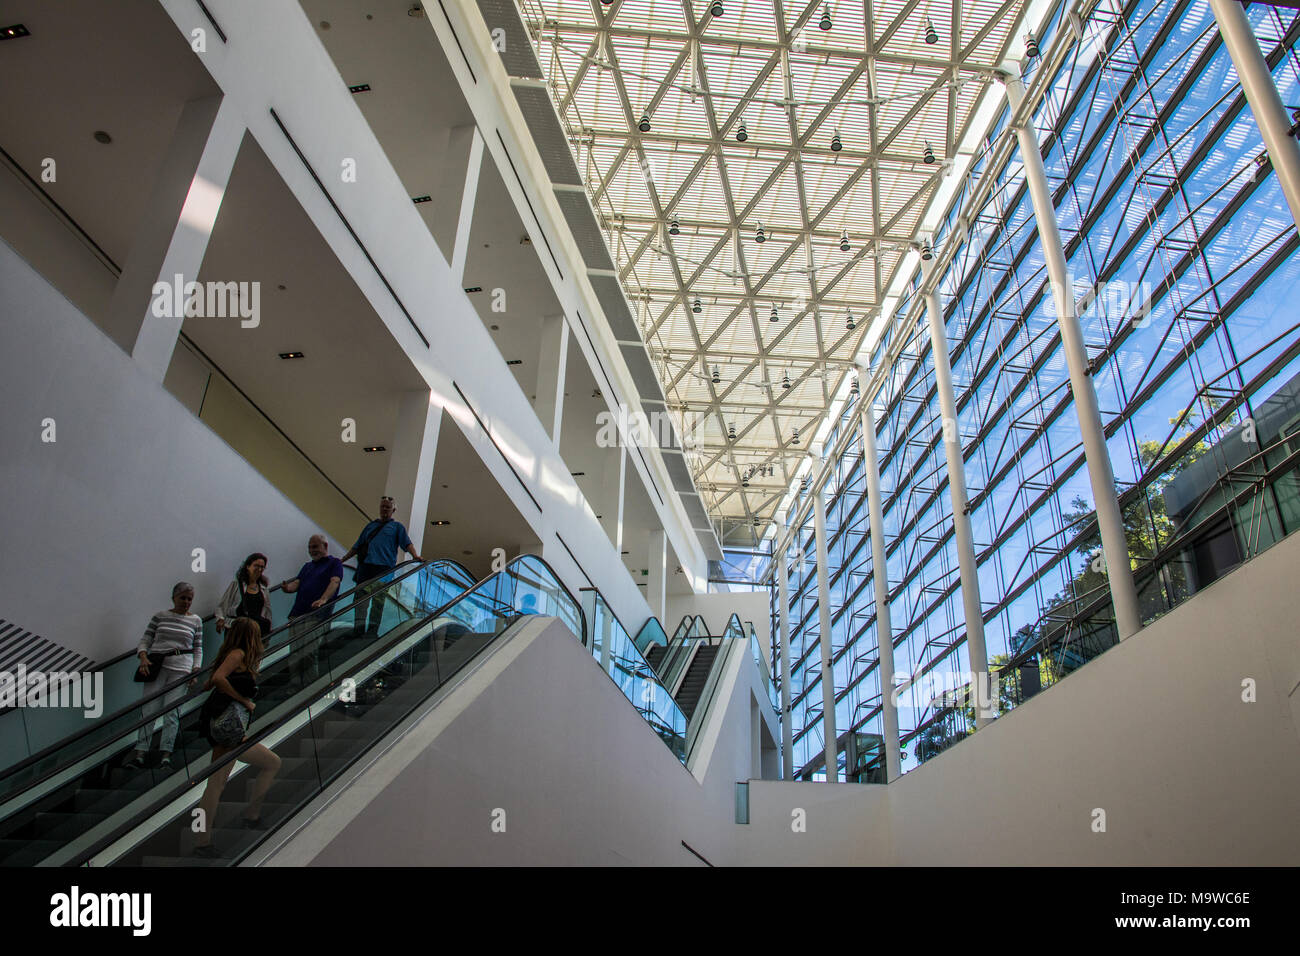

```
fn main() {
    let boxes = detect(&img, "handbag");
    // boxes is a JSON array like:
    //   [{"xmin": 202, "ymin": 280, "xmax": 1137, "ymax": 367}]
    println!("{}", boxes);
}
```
[
  {"xmin": 209, "ymin": 699, "xmax": 250, "ymax": 746},
  {"xmin": 133, "ymin": 652, "xmax": 168, "ymax": 683}
]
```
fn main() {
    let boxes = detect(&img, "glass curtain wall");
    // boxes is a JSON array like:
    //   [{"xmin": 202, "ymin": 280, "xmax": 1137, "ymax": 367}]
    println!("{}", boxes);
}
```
[{"xmin": 782, "ymin": 0, "xmax": 1300, "ymax": 779}]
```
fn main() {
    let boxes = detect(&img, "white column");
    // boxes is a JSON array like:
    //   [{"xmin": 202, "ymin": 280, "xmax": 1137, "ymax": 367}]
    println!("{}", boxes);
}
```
[
  {"xmin": 812, "ymin": 487, "xmax": 839, "ymax": 781},
  {"xmin": 1006, "ymin": 74, "xmax": 1143, "ymax": 640},
  {"xmin": 1210, "ymin": 0, "xmax": 1300, "ymax": 228},
  {"xmin": 447, "ymin": 125, "xmax": 484, "ymax": 281},
  {"xmin": 105, "ymin": 95, "xmax": 244, "ymax": 379},
  {"xmin": 533, "ymin": 313, "xmax": 569, "ymax": 445},
  {"xmin": 600, "ymin": 445, "xmax": 626, "ymax": 551},
  {"xmin": 776, "ymin": 542, "xmax": 796, "ymax": 780},
  {"xmin": 646, "ymin": 529, "xmax": 667, "ymax": 623},
  {"xmin": 386, "ymin": 391, "xmax": 442, "ymax": 556},
  {"xmin": 857, "ymin": 390, "xmax": 903, "ymax": 780},
  {"xmin": 923, "ymin": 281, "xmax": 991, "ymax": 730}
]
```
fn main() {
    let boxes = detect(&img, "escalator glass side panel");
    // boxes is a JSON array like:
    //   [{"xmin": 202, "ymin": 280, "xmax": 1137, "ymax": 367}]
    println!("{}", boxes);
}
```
[
  {"xmin": 0, "ymin": 560, "xmax": 438, "ymax": 781},
  {"xmin": 88, "ymin": 555, "xmax": 571, "ymax": 866},
  {"xmin": 0, "ymin": 562, "xmax": 472, "ymax": 831}
]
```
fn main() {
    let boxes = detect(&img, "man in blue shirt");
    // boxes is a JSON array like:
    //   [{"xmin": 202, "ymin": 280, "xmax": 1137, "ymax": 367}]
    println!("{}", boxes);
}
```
[
  {"xmin": 281, "ymin": 534, "xmax": 345, "ymax": 677},
  {"xmin": 340, "ymin": 495, "xmax": 423, "ymax": 636}
]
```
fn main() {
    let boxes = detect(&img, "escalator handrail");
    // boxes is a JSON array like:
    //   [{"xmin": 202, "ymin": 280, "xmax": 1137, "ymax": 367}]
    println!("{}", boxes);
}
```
[
  {"xmin": 0, "ymin": 560, "xmax": 468, "ymax": 793},
  {"xmin": 68, "ymin": 552, "xmax": 581, "ymax": 867}
]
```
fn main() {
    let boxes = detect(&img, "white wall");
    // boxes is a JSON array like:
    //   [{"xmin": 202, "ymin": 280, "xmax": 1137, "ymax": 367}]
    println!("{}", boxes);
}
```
[
  {"xmin": 0, "ymin": 237, "xmax": 335, "ymax": 662},
  {"xmin": 260, "ymin": 615, "xmax": 777, "ymax": 866},
  {"xmin": 154, "ymin": 0, "xmax": 660, "ymax": 633},
  {"xmin": 738, "ymin": 526, "xmax": 1300, "ymax": 865}
]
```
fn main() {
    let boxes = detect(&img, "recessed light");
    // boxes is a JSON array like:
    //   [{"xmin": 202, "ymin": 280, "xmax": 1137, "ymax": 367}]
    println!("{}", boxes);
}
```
[
  {"xmin": 571, "ymin": 472, "xmax": 585, "ymax": 477},
  {"xmin": 465, "ymin": 286, "xmax": 483, "ymax": 293},
  {"xmin": 319, "ymin": 20, "xmax": 331, "ymax": 29},
  {"xmin": 412, "ymin": 195, "xmax": 432, "ymax": 204},
  {"xmin": 348, "ymin": 83, "xmax": 371, "ymax": 94},
  {"xmin": 462, "ymin": 550, "xmax": 473, "ymax": 556},
  {"xmin": 506, "ymin": 359, "xmax": 523, "ymax": 366},
  {"xmin": 430, "ymin": 520, "xmax": 451, "ymax": 526},
  {"xmin": 408, "ymin": 4, "xmax": 425, "ymax": 16},
  {"xmin": 363, "ymin": 446, "xmax": 386, "ymax": 453},
  {"xmin": 278, "ymin": 351, "xmax": 305, "ymax": 360},
  {"xmin": 93, "ymin": 131, "xmax": 112, "ymax": 145},
  {"xmin": 0, "ymin": 23, "xmax": 31, "ymax": 40},
  {"xmin": 621, "ymin": 551, "xmax": 630, "ymax": 556},
  {"xmin": 277, "ymin": 284, "xmax": 287, "ymax": 291},
  {"xmin": 490, "ymin": 324, "xmax": 500, "ymax": 331}
]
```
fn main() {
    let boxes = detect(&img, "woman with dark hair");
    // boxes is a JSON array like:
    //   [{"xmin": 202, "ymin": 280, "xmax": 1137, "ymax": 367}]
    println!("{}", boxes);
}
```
[
  {"xmin": 192, "ymin": 618, "xmax": 281, "ymax": 858},
  {"xmin": 216, "ymin": 553, "xmax": 272, "ymax": 639}
]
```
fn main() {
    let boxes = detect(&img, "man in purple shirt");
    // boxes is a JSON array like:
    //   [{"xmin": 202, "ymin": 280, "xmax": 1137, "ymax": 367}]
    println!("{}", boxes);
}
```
[{"xmin": 280, "ymin": 535, "xmax": 344, "ymax": 679}]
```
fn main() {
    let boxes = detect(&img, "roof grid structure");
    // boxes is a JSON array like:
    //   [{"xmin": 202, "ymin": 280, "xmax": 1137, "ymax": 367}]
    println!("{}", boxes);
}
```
[{"xmin": 522, "ymin": 0, "xmax": 1029, "ymax": 542}]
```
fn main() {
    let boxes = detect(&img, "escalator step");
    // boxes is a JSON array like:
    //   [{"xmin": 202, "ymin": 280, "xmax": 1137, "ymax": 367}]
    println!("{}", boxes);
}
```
[{"xmin": 0, "ymin": 839, "xmax": 62, "ymax": 866}]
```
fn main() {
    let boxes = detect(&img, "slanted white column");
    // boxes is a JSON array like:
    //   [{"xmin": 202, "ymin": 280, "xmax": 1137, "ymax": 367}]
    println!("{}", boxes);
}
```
[
  {"xmin": 775, "ymin": 542, "xmax": 796, "ymax": 780},
  {"xmin": 533, "ymin": 313, "xmax": 569, "ymax": 445},
  {"xmin": 646, "ymin": 529, "xmax": 667, "ymax": 623},
  {"xmin": 812, "ymin": 486, "xmax": 839, "ymax": 781},
  {"xmin": 1210, "ymin": 0, "xmax": 1300, "ymax": 228},
  {"xmin": 447, "ymin": 125, "xmax": 484, "ymax": 281},
  {"xmin": 1005, "ymin": 74, "xmax": 1142, "ymax": 640},
  {"xmin": 857, "ymin": 389, "xmax": 902, "ymax": 780},
  {"xmin": 599, "ymin": 445, "xmax": 626, "ymax": 551},
  {"xmin": 386, "ymin": 391, "xmax": 442, "ymax": 556},
  {"xmin": 105, "ymin": 95, "xmax": 245, "ymax": 380},
  {"xmin": 923, "ymin": 278, "xmax": 991, "ymax": 730}
]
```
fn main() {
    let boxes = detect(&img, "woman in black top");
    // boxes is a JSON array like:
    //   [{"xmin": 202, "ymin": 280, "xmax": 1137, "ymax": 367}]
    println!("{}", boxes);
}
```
[
  {"xmin": 192, "ymin": 619, "xmax": 281, "ymax": 858},
  {"xmin": 216, "ymin": 553, "xmax": 273, "ymax": 639}
]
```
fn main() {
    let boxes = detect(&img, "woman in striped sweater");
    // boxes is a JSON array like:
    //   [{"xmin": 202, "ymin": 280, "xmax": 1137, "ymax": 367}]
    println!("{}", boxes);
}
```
[{"xmin": 124, "ymin": 583, "xmax": 203, "ymax": 770}]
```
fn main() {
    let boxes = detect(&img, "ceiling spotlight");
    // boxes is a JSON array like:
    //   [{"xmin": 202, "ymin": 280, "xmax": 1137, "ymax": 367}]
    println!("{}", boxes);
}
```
[
  {"xmin": 278, "ymin": 351, "xmax": 305, "ymax": 360},
  {"xmin": 830, "ymin": 130, "xmax": 842, "ymax": 152},
  {"xmin": 770, "ymin": 305, "xmax": 779, "ymax": 323},
  {"xmin": 601, "ymin": 0, "xmax": 615, "ymax": 4},
  {"xmin": 693, "ymin": 296, "xmax": 702, "ymax": 313},
  {"xmin": 729, "ymin": 423, "xmax": 737, "ymax": 441},
  {"xmin": 363, "ymin": 445, "xmax": 386, "ymax": 453},
  {"xmin": 923, "ymin": 142, "xmax": 936, "ymax": 164},
  {"xmin": 711, "ymin": 0, "xmax": 724, "ymax": 16},
  {"xmin": 736, "ymin": 121, "xmax": 748, "ymax": 142},
  {"xmin": 783, "ymin": 372, "xmax": 791, "ymax": 390},
  {"xmin": 819, "ymin": 5, "xmax": 832, "ymax": 30},
  {"xmin": 850, "ymin": 377, "xmax": 860, "ymax": 396},
  {"xmin": 756, "ymin": 224, "xmax": 766, "ymax": 243},
  {"xmin": 669, "ymin": 218, "xmax": 680, "ymax": 235},
  {"xmin": 921, "ymin": 239, "xmax": 933, "ymax": 260},
  {"xmin": 791, "ymin": 427, "xmax": 800, "ymax": 445},
  {"xmin": 847, "ymin": 312, "xmax": 855, "ymax": 331},
  {"xmin": 801, "ymin": 476, "xmax": 809, "ymax": 492},
  {"xmin": 742, "ymin": 473, "xmax": 750, "ymax": 488},
  {"xmin": 1025, "ymin": 31, "xmax": 1040, "ymax": 59},
  {"xmin": 925, "ymin": 19, "xmax": 938, "ymax": 45},
  {"xmin": 638, "ymin": 112, "xmax": 651, "ymax": 132},
  {"xmin": 712, "ymin": 365, "xmax": 721, "ymax": 384},
  {"xmin": 840, "ymin": 229, "xmax": 850, "ymax": 252},
  {"xmin": 408, "ymin": 3, "xmax": 425, "ymax": 14}
]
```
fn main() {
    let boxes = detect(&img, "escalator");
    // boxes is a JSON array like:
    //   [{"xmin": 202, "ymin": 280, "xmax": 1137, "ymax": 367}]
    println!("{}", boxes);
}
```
[
  {"xmin": 0, "ymin": 554, "xmax": 748, "ymax": 866},
  {"xmin": 0, "ymin": 557, "xmax": 483, "ymax": 867},
  {"xmin": 674, "ymin": 644, "xmax": 720, "ymax": 721}
]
